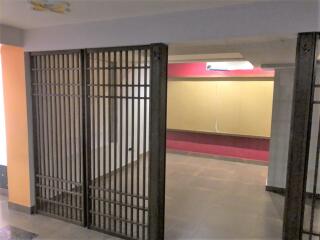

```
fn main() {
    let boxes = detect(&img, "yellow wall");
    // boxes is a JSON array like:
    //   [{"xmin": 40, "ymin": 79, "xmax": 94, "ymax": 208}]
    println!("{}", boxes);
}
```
[
  {"xmin": 1, "ymin": 45, "xmax": 31, "ymax": 207},
  {"xmin": 167, "ymin": 78, "xmax": 274, "ymax": 138}
]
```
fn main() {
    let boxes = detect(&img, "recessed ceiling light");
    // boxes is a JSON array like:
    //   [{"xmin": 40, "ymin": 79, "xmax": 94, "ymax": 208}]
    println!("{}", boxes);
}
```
[{"xmin": 206, "ymin": 61, "xmax": 254, "ymax": 71}]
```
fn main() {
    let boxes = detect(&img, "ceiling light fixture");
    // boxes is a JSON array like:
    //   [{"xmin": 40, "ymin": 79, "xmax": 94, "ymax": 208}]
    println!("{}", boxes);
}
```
[
  {"xmin": 206, "ymin": 61, "xmax": 254, "ymax": 71},
  {"xmin": 30, "ymin": 0, "xmax": 70, "ymax": 14}
]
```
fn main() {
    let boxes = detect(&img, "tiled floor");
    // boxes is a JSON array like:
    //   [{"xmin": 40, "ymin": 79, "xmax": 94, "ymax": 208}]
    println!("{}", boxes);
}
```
[
  {"xmin": 0, "ymin": 225, "xmax": 38, "ymax": 239},
  {"xmin": 165, "ymin": 153, "xmax": 283, "ymax": 240},
  {"xmin": 0, "ymin": 153, "xmax": 284, "ymax": 239}
]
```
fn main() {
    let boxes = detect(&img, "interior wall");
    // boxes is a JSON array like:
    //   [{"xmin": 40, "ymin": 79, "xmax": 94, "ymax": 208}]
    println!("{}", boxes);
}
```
[
  {"xmin": 0, "ymin": 24, "xmax": 24, "ymax": 47},
  {"xmin": 0, "ymin": 45, "xmax": 31, "ymax": 206},
  {"xmin": 167, "ymin": 79, "xmax": 274, "ymax": 138},
  {"xmin": 267, "ymin": 66, "xmax": 320, "ymax": 193},
  {"xmin": 267, "ymin": 68, "xmax": 294, "ymax": 189}
]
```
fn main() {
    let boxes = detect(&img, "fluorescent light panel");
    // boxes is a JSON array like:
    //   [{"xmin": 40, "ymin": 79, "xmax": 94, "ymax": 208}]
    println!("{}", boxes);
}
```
[
  {"xmin": 168, "ymin": 52, "xmax": 243, "ymax": 63},
  {"xmin": 206, "ymin": 61, "xmax": 254, "ymax": 71}
]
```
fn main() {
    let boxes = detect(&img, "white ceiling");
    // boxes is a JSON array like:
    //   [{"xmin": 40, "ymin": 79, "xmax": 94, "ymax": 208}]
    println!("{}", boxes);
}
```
[
  {"xmin": 0, "ymin": 0, "xmax": 256, "ymax": 29},
  {"xmin": 169, "ymin": 36, "xmax": 298, "ymax": 66}
]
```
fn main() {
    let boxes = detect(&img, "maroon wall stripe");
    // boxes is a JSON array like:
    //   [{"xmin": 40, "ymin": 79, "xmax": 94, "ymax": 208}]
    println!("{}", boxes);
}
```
[{"xmin": 166, "ymin": 130, "xmax": 270, "ymax": 162}]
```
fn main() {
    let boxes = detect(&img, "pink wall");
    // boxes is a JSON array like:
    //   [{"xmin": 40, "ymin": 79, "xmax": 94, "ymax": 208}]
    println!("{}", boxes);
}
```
[{"xmin": 168, "ymin": 62, "xmax": 274, "ymax": 78}]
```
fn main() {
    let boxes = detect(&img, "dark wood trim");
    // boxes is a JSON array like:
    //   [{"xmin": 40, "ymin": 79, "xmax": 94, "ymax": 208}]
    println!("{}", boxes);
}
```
[{"xmin": 8, "ymin": 202, "xmax": 35, "ymax": 214}]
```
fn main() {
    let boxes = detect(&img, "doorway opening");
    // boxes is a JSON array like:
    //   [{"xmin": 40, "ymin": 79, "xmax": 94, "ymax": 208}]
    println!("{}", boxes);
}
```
[{"xmin": 164, "ymin": 37, "xmax": 297, "ymax": 239}]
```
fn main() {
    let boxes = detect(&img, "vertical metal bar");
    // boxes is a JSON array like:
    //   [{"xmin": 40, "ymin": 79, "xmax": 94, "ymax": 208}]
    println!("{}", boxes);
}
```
[
  {"xmin": 130, "ymin": 50, "xmax": 135, "ymax": 238},
  {"xmin": 113, "ymin": 51, "xmax": 118, "ymax": 232},
  {"xmin": 63, "ymin": 54, "xmax": 69, "ymax": 219},
  {"xmin": 119, "ymin": 50, "xmax": 123, "ymax": 235},
  {"xmin": 58, "ymin": 54, "xmax": 64, "ymax": 217},
  {"xmin": 148, "ymin": 43, "xmax": 168, "ymax": 240},
  {"xmin": 43, "ymin": 55, "xmax": 49, "ymax": 214},
  {"xmin": 97, "ymin": 51, "xmax": 101, "ymax": 229},
  {"xmin": 54, "ymin": 54, "xmax": 59, "ymax": 216},
  {"xmin": 108, "ymin": 50, "xmax": 112, "ymax": 231},
  {"xmin": 48, "ymin": 54, "xmax": 52, "ymax": 216},
  {"xmin": 49, "ymin": 54, "xmax": 57, "ymax": 216},
  {"xmin": 58, "ymin": 54, "xmax": 63, "ymax": 217},
  {"xmin": 125, "ymin": 50, "xmax": 129, "ymax": 236},
  {"xmin": 103, "ymin": 51, "xmax": 107, "ymax": 230},
  {"xmin": 72, "ymin": 53, "xmax": 77, "ymax": 222},
  {"xmin": 31, "ymin": 55, "xmax": 40, "ymax": 212},
  {"xmin": 67, "ymin": 54, "xmax": 72, "ymax": 219},
  {"xmin": 39, "ymin": 55, "xmax": 45, "ymax": 212},
  {"xmin": 92, "ymin": 52, "xmax": 96, "ymax": 227},
  {"xmin": 67, "ymin": 54, "xmax": 71, "ymax": 220},
  {"xmin": 70, "ymin": 53, "xmax": 75, "ymax": 221},
  {"xmin": 284, "ymin": 32, "xmax": 318, "ymax": 239},
  {"xmin": 34, "ymin": 56, "xmax": 44, "ymax": 210},
  {"xmin": 48, "ymin": 54, "xmax": 53, "ymax": 216},
  {"xmin": 82, "ymin": 49, "xmax": 90, "ymax": 227},
  {"xmin": 136, "ymin": 49, "xmax": 141, "ymax": 239},
  {"xmin": 42, "ymin": 55, "xmax": 49, "ymax": 213},
  {"xmin": 77, "ymin": 52, "xmax": 82, "ymax": 222},
  {"xmin": 60, "ymin": 54, "xmax": 65, "ymax": 217},
  {"xmin": 142, "ymin": 49, "xmax": 148, "ymax": 240}
]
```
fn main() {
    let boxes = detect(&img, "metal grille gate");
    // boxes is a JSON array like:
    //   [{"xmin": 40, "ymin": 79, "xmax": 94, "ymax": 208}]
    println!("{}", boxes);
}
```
[
  {"xmin": 30, "ymin": 44, "xmax": 168, "ymax": 240},
  {"xmin": 31, "ymin": 50, "xmax": 84, "ymax": 224},
  {"xmin": 284, "ymin": 32, "xmax": 320, "ymax": 239}
]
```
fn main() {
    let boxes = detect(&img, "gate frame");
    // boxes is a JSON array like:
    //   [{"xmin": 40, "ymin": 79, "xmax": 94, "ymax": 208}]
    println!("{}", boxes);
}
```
[
  {"xmin": 284, "ymin": 32, "xmax": 320, "ymax": 239},
  {"xmin": 27, "ymin": 44, "xmax": 168, "ymax": 240},
  {"xmin": 149, "ymin": 43, "xmax": 168, "ymax": 240}
]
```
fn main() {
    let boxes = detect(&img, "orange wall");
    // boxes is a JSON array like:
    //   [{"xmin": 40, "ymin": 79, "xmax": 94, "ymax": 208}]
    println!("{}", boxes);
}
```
[{"xmin": 0, "ymin": 45, "xmax": 31, "ymax": 207}]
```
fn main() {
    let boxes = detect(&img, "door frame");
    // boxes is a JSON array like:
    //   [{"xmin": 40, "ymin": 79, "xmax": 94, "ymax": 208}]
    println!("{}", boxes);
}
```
[{"xmin": 284, "ymin": 32, "xmax": 320, "ymax": 239}]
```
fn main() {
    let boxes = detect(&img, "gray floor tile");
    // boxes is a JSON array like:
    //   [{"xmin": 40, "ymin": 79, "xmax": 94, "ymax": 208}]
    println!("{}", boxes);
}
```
[{"xmin": 0, "ymin": 153, "xmax": 285, "ymax": 239}]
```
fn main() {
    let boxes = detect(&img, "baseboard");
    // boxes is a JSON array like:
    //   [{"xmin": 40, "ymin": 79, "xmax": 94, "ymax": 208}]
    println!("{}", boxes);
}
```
[
  {"xmin": 0, "ymin": 165, "xmax": 7, "ymax": 189},
  {"xmin": 265, "ymin": 185, "xmax": 320, "ymax": 199},
  {"xmin": 167, "ymin": 149, "xmax": 268, "ymax": 166},
  {"xmin": 8, "ymin": 201, "xmax": 35, "ymax": 214},
  {"xmin": 265, "ymin": 185, "xmax": 286, "ymax": 195},
  {"xmin": 0, "ymin": 188, "xmax": 8, "ymax": 196}
]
